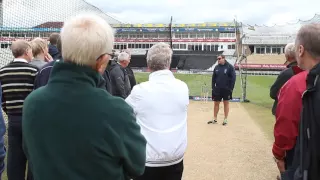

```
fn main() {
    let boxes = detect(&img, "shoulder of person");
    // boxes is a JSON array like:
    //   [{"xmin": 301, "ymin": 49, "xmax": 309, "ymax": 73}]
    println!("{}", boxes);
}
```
[
  {"xmin": 279, "ymin": 67, "xmax": 295, "ymax": 78},
  {"xmin": 174, "ymin": 78, "xmax": 188, "ymax": 89},
  {"xmin": 94, "ymin": 88, "xmax": 134, "ymax": 114},
  {"xmin": 26, "ymin": 63, "xmax": 40, "ymax": 71}
]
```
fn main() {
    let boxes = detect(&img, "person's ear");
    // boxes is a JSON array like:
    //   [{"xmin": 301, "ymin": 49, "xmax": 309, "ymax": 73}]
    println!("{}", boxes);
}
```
[
  {"xmin": 298, "ymin": 45, "xmax": 305, "ymax": 58},
  {"xmin": 95, "ymin": 55, "xmax": 109, "ymax": 74}
]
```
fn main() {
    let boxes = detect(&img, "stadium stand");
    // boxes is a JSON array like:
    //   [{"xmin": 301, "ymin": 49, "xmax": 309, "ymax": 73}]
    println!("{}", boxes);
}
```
[{"xmin": 246, "ymin": 54, "xmax": 285, "ymax": 64}]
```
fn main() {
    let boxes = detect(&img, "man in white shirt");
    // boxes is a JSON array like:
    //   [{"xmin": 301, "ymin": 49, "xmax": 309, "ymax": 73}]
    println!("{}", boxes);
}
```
[{"xmin": 126, "ymin": 42, "xmax": 189, "ymax": 180}]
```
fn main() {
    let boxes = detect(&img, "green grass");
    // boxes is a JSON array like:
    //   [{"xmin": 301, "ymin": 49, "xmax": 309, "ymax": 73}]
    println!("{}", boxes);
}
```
[{"xmin": 135, "ymin": 73, "xmax": 277, "ymax": 139}]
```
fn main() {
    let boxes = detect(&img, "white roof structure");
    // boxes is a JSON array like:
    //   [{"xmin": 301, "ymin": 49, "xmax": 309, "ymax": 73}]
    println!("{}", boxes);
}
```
[{"xmin": 241, "ymin": 14, "xmax": 320, "ymax": 45}]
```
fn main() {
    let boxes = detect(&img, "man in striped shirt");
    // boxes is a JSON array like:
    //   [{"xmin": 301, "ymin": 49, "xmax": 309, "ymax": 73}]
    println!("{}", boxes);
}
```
[{"xmin": 0, "ymin": 39, "xmax": 38, "ymax": 180}]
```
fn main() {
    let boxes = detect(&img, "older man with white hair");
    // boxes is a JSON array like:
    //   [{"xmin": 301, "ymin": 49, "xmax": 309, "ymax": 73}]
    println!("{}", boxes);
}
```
[
  {"xmin": 122, "ymin": 49, "xmax": 137, "ymax": 89},
  {"xmin": 108, "ymin": 51, "xmax": 131, "ymax": 98},
  {"xmin": 126, "ymin": 42, "xmax": 189, "ymax": 180},
  {"xmin": 22, "ymin": 14, "xmax": 147, "ymax": 180},
  {"xmin": 270, "ymin": 42, "xmax": 299, "ymax": 116}
]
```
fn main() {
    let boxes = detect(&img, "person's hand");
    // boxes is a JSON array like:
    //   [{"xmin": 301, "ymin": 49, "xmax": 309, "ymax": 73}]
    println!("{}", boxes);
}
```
[
  {"xmin": 276, "ymin": 159, "xmax": 285, "ymax": 173},
  {"xmin": 45, "ymin": 54, "xmax": 53, "ymax": 62}
]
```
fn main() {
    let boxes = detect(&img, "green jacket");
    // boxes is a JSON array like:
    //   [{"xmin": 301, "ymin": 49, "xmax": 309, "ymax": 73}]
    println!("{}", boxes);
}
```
[{"xmin": 22, "ymin": 61, "xmax": 147, "ymax": 180}]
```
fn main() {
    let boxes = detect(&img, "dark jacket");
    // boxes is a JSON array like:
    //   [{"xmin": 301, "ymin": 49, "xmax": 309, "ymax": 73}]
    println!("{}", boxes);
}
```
[
  {"xmin": 34, "ymin": 60, "xmax": 57, "ymax": 90},
  {"xmin": 125, "ymin": 66, "xmax": 136, "ymax": 90},
  {"xmin": 22, "ymin": 61, "xmax": 147, "ymax": 180},
  {"xmin": 48, "ymin": 44, "xmax": 61, "ymax": 60},
  {"xmin": 98, "ymin": 71, "xmax": 112, "ymax": 94},
  {"xmin": 273, "ymin": 70, "xmax": 307, "ymax": 160},
  {"xmin": 212, "ymin": 61, "xmax": 236, "ymax": 91},
  {"xmin": 270, "ymin": 61, "xmax": 297, "ymax": 115},
  {"xmin": 292, "ymin": 63, "xmax": 320, "ymax": 180},
  {"xmin": 0, "ymin": 83, "xmax": 6, "ymax": 175},
  {"xmin": 107, "ymin": 60, "xmax": 131, "ymax": 99}
]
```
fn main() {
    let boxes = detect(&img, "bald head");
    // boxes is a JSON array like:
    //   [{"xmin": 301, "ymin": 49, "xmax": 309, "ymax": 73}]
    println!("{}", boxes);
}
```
[
  {"xmin": 11, "ymin": 40, "xmax": 32, "ymax": 60},
  {"xmin": 295, "ymin": 23, "xmax": 320, "ymax": 70}
]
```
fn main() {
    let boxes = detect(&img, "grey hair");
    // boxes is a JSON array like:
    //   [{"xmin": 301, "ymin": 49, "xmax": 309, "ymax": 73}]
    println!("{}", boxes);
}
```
[
  {"xmin": 118, "ymin": 52, "xmax": 130, "ymax": 62},
  {"xmin": 284, "ymin": 43, "xmax": 295, "ymax": 58},
  {"xmin": 147, "ymin": 42, "xmax": 172, "ymax": 71},
  {"xmin": 296, "ymin": 23, "xmax": 320, "ymax": 59}
]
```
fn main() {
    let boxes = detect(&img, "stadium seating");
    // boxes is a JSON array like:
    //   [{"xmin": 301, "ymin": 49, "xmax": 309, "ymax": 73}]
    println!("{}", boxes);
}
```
[{"xmin": 246, "ymin": 54, "xmax": 285, "ymax": 64}]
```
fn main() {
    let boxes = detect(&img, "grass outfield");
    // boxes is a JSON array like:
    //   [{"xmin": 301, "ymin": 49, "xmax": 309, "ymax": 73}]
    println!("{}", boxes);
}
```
[{"xmin": 135, "ymin": 73, "xmax": 277, "ymax": 139}]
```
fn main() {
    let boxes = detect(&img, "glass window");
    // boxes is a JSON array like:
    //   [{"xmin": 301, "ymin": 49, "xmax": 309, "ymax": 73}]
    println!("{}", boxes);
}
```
[
  {"xmin": 197, "ymin": 33, "xmax": 204, "ymax": 39},
  {"xmin": 211, "ymin": 45, "xmax": 215, "ymax": 51},
  {"xmin": 180, "ymin": 44, "xmax": 186, "ymax": 49},
  {"xmin": 159, "ymin": 33, "xmax": 168, "ymax": 38},
  {"xmin": 130, "ymin": 34, "xmax": 136, "ymax": 38},
  {"xmin": 228, "ymin": 45, "xmax": 232, "ymax": 49},
  {"xmin": 206, "ymin": 45, "xmax": 210, "ymax": 51},
  {"xmin": 173, "ymin": 44, "xmax": 179, "ymax": 49},
  {"xmin": 256, "ymin": 47, "xmax": 261, "ymax": 54},
  {"xmin": 190, "ymin": 33, "xmax": 197, "ymax": 38},
  {"xmin": 188, "ymin": 45, "xmax": 193, "ymax": 50},
  {"xmin": 232, "ymin": 44, "xmax": 236, "ymax": 49},
  {"xmin": 266, "ymin": 46, "xmax": 271, "ymax": 53},
  {"xmin": 181, "ymin": 33, "xmax": 188, "ymax": 38},
  {"xmin": 215, "ymin": 45, "xmax": 219, "ymax": 51}
]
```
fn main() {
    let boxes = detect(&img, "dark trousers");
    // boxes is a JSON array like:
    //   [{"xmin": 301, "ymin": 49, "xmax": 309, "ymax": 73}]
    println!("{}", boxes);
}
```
[
  {"xmin": 7, "ymin": 116, "xmax": 33, "ymax": 180},
  {"xmin": 135, "ymin": 160, "xmax": 184, "ymax": 180},
  {"xmin": 281, "ymin": 148, "xmax": 296, "ymax": 180}
]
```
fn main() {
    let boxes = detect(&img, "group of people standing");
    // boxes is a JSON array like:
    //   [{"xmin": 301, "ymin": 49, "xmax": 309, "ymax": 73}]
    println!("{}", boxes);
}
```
[
  {"xmin": 271, "ymin": 23, "xmax": 320, "ymax": 180},
  {"xmin": 0, "ymin": 13, "xmax": 189, "ymax": 180}
]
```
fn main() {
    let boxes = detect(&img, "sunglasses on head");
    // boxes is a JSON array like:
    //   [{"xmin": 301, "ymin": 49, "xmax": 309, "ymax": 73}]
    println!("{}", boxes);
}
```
[{"xmin": 217, "ymin": 57, "xmax": 222, "ymax": 60}]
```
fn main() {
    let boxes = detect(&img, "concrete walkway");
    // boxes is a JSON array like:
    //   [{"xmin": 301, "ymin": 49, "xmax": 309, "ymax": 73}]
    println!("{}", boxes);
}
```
[{"xmin": 183, "ymin": 101, "xmax": 278, "ymax": 180}]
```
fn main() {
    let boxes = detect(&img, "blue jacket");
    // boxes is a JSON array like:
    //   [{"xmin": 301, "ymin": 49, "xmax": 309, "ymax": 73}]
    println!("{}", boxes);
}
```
[
  {"xmin": 212, "ymin": 62, "xmax": 236, "ymax": 90},
  {"xmin": 34, "ymin": 60, "xmax": 57, "ymax": 90},
  {"xmin": 0, "ymin": 83, "xmax": 6, "ymax": 175},
  {"xmin": 48, "ymin": 45, "xmax": 61, "ymax": 60}
]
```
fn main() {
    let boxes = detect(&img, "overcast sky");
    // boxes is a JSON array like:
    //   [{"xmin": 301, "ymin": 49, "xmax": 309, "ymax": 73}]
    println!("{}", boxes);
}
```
[
  {"xmin": 2, "ymin": 0, "xmax": 319, "ymax": 27},
  {"xmin": 85, "ymin": 0, "xmax": 319, "ymax": 25}
]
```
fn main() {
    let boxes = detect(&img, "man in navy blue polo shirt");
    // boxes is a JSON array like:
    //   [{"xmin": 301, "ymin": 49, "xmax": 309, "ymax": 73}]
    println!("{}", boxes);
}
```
[{"xmin": 207, "ymin": 55, "xmax": 236, "ymax": 126}]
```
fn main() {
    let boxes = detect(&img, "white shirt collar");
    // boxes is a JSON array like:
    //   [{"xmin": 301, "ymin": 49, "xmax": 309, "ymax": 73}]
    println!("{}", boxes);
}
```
[
  {"xmin": 13, "ymin": 58, "xmax": 28, "ymax": 63},
  {"xmin": 149, "ymin": 69, "xmax": 174, "ymax": 81}
]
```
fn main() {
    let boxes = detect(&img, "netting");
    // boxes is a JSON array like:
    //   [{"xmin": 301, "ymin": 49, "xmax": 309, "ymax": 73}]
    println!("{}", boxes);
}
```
[{"xmin": 0, "ymin": 0, "xmax": 121, "ymax": 67}]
